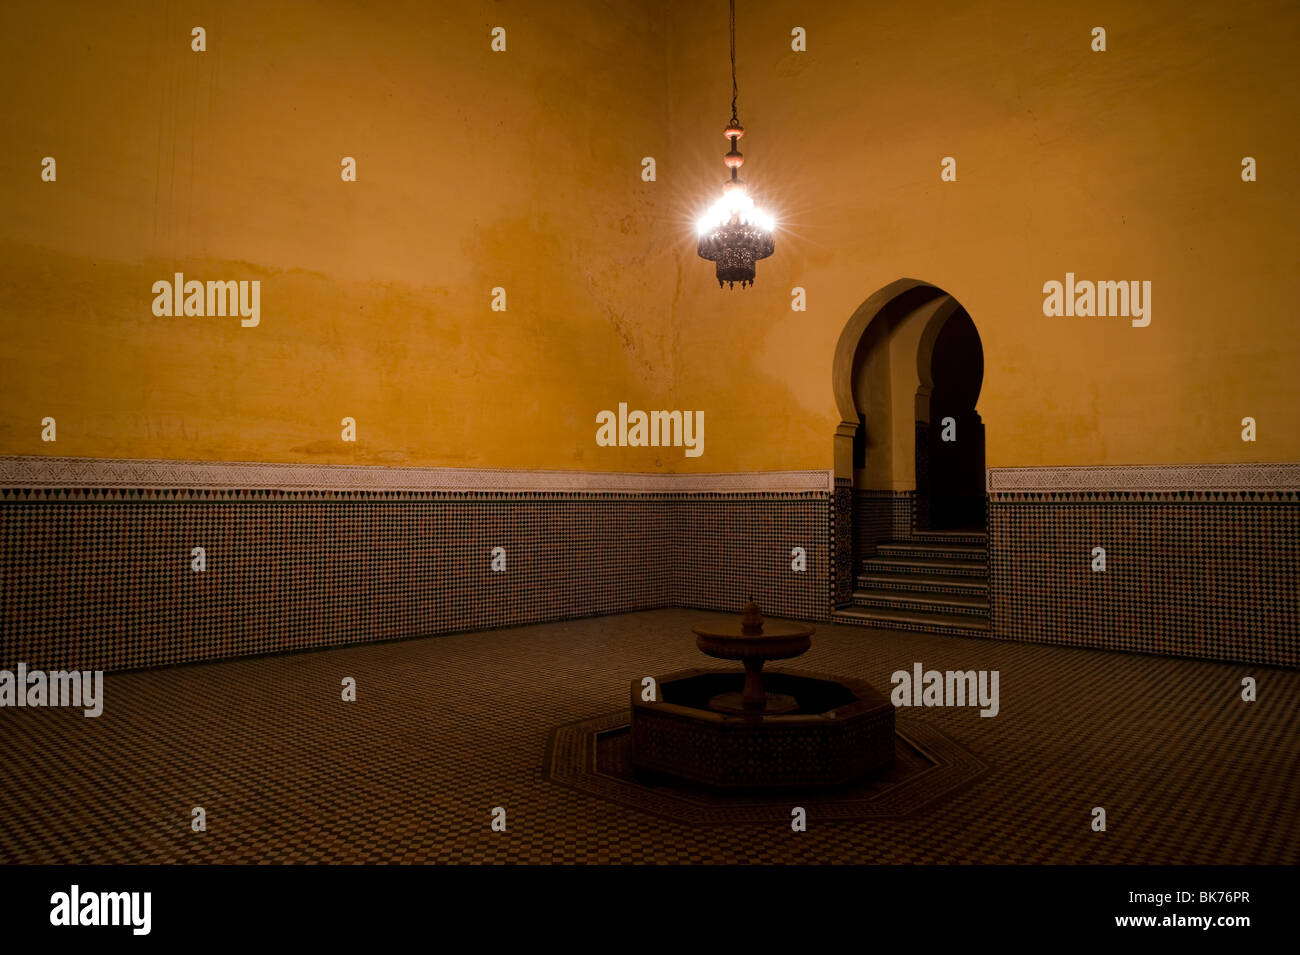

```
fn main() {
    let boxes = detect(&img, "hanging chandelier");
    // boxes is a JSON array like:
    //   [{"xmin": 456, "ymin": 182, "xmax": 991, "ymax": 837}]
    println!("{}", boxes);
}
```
[{"xmin": 696, "ymin": 0, "xmax": 775, "ymax": 289}]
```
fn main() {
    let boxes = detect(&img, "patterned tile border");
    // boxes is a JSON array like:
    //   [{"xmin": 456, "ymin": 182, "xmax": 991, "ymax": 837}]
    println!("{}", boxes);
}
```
[
  {"xmin": 0, "ymin": 456, "xmax": 834, "ymax": 496},
  {"xmin": 832, "ymin": 479, "xmax": 853, "ymax": 607},
  {"xmin": 987, "ymin": 499, "xmax": 1299, "ymax": 667},
  {"xmin": 20, "ymin": 458, "xmax": 1291, "ymax": 497},
  {"xmin": 542, "ymin": 708, "xmax": 989, "ymax": 825},
  {"xmin": 988, "ymin": 462, "xmax": 1300, "ymax": 494},
  {"xmin": 985, "ymin": 464, "xmax": 1299, "ymax": 669},
  {"xmin": 0, "ymin": 492, "xmax": 833, "ymax": 671}
]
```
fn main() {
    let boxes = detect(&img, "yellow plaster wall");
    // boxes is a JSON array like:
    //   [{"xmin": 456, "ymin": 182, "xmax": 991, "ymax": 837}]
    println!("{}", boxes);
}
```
[
  {"xmin": 3, "ymin": 1, "xmax": 1297, "ymax": 475},
  {"xmin": 852, "ymin": 318, "xmax": 894, "ymax": 489},
  {"xmin": 0, "ymin": 0, "xmax": 677, "ymax": 469},
  {"xmin": 666, "ymin": 0, "xmax": 1300, "ymax": 472}
]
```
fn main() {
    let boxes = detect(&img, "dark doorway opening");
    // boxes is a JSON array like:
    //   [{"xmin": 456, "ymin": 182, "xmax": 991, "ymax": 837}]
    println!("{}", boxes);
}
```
[{"xmin": 923, "ymin": 308, "xmax": 985, "ymax": 531}]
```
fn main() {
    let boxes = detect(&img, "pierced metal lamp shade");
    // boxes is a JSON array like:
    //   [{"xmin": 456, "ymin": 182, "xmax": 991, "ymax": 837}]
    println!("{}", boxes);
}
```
[
  {"xmin": 697, "ymin": 2, "xmax": 775, "ymax": 289},
  {"xmin": 697, "ymin": 220, "xmax": 774, "ymax": 289}
]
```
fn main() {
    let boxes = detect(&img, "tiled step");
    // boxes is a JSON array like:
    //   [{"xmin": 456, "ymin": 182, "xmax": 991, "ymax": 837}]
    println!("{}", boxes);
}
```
[
  {"xmin": 912, "ymin": 529, "xmax": 987, "ymax": 546},
  {"xmin": 832, "ymin": 605, "xmax": 991, "ymax": 633},
  {"xmin": 855, "ymin": 571, "xmax": 988, "ymax": 593},
  {"xmin": 852, "ymin": 588, "xmax": 989, "ymax": 616},
  {"xmin": 877, "ymin": 541, "xmax": 986, "ymax": 561},
  {"xmin": 847, "ymin": 529, "xmax": 990, "ymax": 635},
  {"xmin": 860, "ymin": 556, "xmax": 987, "ymax": 578}
]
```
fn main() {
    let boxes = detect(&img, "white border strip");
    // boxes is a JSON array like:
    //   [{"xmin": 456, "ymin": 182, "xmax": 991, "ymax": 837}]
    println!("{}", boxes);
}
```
[
  {"xmin": 987, "ymin": 462, "xmax": 1300, "ymax": 492},
  {"xmin": 0, "ymin": 456, "xmax": 834, "ymax": 495}
]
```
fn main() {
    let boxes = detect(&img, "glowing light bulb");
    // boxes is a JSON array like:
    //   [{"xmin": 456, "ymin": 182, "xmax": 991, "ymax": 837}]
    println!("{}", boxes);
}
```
[{"xmin": 697, "ymin": 184, "xmax": 775, "ymax": 238}]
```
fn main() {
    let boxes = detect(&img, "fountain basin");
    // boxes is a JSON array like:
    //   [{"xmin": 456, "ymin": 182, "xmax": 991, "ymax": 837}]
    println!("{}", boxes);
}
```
[{"xmin": 631, "ymin": 667, "xmax": 895, "ymax": 790}]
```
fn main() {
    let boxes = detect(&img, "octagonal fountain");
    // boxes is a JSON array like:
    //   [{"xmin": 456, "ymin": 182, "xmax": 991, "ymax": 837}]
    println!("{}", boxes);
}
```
[{"xmin": 631, "ymin": 602, "xmax": 895, "ymax": 790}]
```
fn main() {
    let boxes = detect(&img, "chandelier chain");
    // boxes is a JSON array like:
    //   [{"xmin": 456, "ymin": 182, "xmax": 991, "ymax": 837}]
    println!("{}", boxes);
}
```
[
  {"xmin": 729, "ymin": 0, "xmax": 739, "ymax": 126},
  {"xmin": 698, "ymin": 0, "xmax": 773, "ymax": 289}
]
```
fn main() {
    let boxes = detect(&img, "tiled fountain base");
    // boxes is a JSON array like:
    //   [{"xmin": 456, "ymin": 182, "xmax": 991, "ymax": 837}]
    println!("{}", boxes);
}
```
[{"xmin": 543, "ymin": 708, "xmax": 988, "ymax": 825}]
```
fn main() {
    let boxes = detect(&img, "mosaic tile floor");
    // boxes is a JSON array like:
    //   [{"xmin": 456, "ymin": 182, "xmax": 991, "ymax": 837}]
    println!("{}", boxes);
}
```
[{"xmin": 1, "ymin": 608, "xmax": 1297, "ymax": 864}]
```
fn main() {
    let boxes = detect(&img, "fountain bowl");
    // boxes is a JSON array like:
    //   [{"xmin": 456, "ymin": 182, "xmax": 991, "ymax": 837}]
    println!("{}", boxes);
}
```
[{"xmin": 630, "ymin": 667, "xmax": 895, "ymax": 790}]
